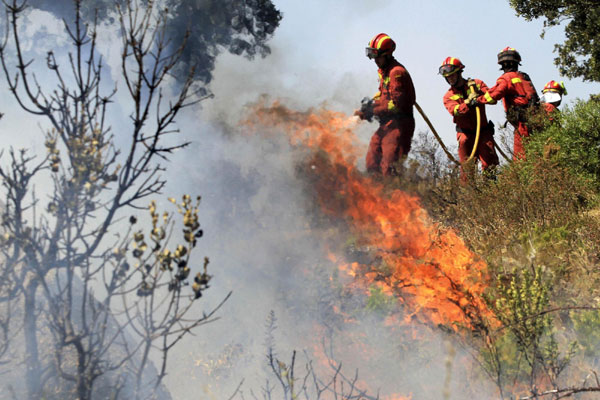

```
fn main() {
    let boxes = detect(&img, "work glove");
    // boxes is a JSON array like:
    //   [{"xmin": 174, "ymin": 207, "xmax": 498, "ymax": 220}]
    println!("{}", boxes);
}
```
[
  {"xmin": 466, "ymin": 91, "xmax": 478, "ymax": 106},
  {"xmin": 467, "ymin": 79, "xmax": 477, "ymax": 89},
  {"xmin": 358, "ymin": 97, "xmax": 375, "ymax": 122}
]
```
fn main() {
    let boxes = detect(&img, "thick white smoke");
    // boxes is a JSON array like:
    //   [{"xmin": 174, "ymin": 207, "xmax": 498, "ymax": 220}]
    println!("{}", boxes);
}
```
[{"xmin": 158, "ymin": 44, "xmax": 496, "ymax": 398}]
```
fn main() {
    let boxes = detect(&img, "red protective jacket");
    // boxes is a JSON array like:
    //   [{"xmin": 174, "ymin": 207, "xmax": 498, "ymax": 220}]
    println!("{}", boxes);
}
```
[
  {"xmin": 544, "ymin": 102, "xmax": 559, "ymax": 121},
  {"xmin": 372, "ymin": 58, "xmax": 416, "ymax": 118},
  {"xmin": 477, "ymin": 71, "xmax": 537, "ymax": 160},
  {"xmin": 443, "ymin": 79, "xmax": 498, "ymax": 179},
  {"xmin": 477, "ymin": 71, "xmax": 536, "ymax": 113},
  {"xmin": 365, "ymin": 58, "xmax": 416, "ymax": 175},
  {"xmin": 443, "ymin": 79, "xmax": 489, "ymax": 132}
]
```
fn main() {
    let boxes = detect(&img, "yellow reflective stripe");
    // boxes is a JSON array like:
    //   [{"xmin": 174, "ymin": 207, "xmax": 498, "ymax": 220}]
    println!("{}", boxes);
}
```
[
  {"xmin": 450, "ymin": 57, "xmax": 457, "ymax": 65},
  {"xmin": 388, "ymin": 100, "xmax": 397, "ymax": 111},
  {"xmin": 377, "ymin": 35, "xmax": 391, "ymax": 49},
  {"xmin": 476, "ymin": 84, "xmax": 481, "ymax": 91},
  {"xmin": 449, "ymin": 94, "xmax": 463, "ymax": 100},
  {"xmin": 453, "ymin": 104, "xmax": 460, "ymax": 116},
  {"xmin": 383, "ymin": 77, "xmax": 390, "ymax": 86},
  {"xmin": 378, "ymin": 72, "xmax": 382, "ymax": 80},
  {"xmin": 373, "ymin": 91, "xmax": 381, "ymax": 100},
  {"xmin": 511, "ymin": 77, "xmax": 522, "ymax": 84},
  {"xmin": 484, "ymin": 92, "xmax": 494, "ymax": 103}
]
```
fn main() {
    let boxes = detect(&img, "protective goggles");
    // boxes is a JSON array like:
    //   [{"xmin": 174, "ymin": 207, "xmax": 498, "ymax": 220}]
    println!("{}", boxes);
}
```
[
  {"xmin": 439, "ymin": 64, "xmax": 459, "ymax": 77},
  {"xmin": 365, "ymin": 47, "xmax": 380, "ymax": 59}
]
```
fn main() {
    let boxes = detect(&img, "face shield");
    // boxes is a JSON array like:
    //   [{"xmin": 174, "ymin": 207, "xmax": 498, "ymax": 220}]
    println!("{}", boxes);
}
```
[{"xmin": 542, "ymin": 91, "xmax": 562, "ymax": 104}]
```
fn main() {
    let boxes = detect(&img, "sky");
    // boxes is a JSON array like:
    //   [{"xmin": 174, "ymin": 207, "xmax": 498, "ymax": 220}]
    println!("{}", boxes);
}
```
[
  {"xmin": 204, "ymin": 0, "xmax": 600, "ymax": 153},
  {"xmin": 0, "ymin": 1, "xmax": 599, "ymax": 398}
]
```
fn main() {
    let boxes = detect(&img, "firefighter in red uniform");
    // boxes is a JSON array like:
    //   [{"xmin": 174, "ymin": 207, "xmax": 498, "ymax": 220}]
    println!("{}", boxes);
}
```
[
  {"xmin": 354, "ymin": 33, "xmax": 416, "ymax": 176},
  {"xmin": 541, "ymin": 80, "xmax": 567, "ymax": 121},
  {"xmin": 475, "ymin": 47, "xmax": 539, "ymax": 160},
  {"xmin": 440, "ymin": 57, "xmax": 499, "ymax": 180}
]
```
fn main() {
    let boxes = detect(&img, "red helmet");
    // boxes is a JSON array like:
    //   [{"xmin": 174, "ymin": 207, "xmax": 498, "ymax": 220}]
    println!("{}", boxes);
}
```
[
  {"xmin": 542, "ymin": 80, "xmax": 567, "ymax": 95},
  {"xmin": 497, "ymin": 46, "xmax": 522, "ymax": 65},
  {"xmin": 365, "ymin": 33, "xmax": 396, "ymax": 59},
  {"xmin": 439, "ymin": 57, "xmax": 465, "ymax": 77}
]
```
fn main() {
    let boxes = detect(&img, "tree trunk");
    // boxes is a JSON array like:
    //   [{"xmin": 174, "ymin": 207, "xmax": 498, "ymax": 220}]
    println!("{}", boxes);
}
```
[
  {"xmin": 76, "ymin": 373, "xmax": 90, "ymax": 400},
  {"xmin": 76, "ymin": 338, "xmax": 92, "ymax": 400},
  {"xmin": 24, "ymin": 279, "xmax": 42, "ymax": 400}
]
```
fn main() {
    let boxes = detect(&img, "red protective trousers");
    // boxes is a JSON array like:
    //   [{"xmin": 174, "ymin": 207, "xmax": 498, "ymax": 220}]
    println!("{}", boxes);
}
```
[
  {"xmin": 457, "ymin": 125, "xmax": 498, "ymax": 180},
  {"xmin": 366, "ymin": 117, "xmax": 415, "ymax": 175},
  {"xmin": 513, "ymin": 121, "xmax": 529, "ymax": 159}
]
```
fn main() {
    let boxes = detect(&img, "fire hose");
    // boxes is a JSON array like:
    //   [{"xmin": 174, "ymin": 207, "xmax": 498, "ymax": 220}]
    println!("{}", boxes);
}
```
[
  {"xmin": 466, "ymin": 83, "xmax": 511, "ymax": 162},
  {"xmin": 466, "ymin": 84, "xmax": 481, "ymax": 162},
  {"xmin": 364, "ymin": 99, "xmax": 509, "ymax": 166},
  {"xmin": 416, "ymin": 97, "xmax": 511, "ymax": 165},
  {"xmin": 494, "ymin": 140, "xmax": 511, "ymax": 162},
  {"xmin": 414, "ymin": 102, "xmax": 459, "ymax": 165},
  {"xmin": 358, "ymin": 97, "xmax": 458, "ymax": 165}
]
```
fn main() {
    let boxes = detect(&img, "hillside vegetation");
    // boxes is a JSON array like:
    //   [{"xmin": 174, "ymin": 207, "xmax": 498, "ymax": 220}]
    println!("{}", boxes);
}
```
[{"xmin": 393, "ymin": 97, "xmax": 600, "ymax": 398}]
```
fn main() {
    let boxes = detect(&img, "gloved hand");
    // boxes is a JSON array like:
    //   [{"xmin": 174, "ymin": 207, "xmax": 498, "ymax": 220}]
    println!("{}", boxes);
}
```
[
  {"xmin": 357, "ymin": 97, "xmax": 374, "ymax": 122},
  {"xmin": 466, "ymin": 91, "xmax": 478, "ymax": 106},
  {"xmin": 467, "ymin": 79, "xmax": 477, "ymax": 89}
]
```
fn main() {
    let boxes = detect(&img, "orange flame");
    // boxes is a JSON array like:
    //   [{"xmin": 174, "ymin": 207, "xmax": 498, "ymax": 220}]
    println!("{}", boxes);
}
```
[{"xmin": 243, "ymin": 100, "xmax": 496, "ymax": 331}]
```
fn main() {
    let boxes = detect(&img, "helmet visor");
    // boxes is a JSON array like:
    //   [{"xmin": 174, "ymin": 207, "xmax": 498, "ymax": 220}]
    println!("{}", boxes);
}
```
[
  {"xmin": 365, "ymin": 47, "xmax": 379, "ymax": 59},
  {"xmin": 439, "ymin": 64, "xmax": 458, "ymax": 76}
]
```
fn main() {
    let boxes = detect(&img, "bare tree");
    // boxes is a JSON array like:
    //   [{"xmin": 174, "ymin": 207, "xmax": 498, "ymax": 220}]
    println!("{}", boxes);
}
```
[
  {"xmin": 0, "ymin": 0, "xmax": 227, "ymax": 399},
  {"xmin": 517, "ymin": 369, "xmax": 600, "ymax": 399},
  {"xmin": 232, "ymin": 311, "xmax": 382, "ymax": 400}
]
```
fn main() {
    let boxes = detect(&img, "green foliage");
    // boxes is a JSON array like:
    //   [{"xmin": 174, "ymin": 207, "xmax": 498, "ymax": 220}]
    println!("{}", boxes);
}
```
[
  {"xmin": 479, "ymin": 327, "xmax": 523, "ymax": 389},
  {"xmin": 494, "ymin": 266, "xmax": 551, "ymax": 351},
  {"xmin": 526, "ymin": 99, "xmax": 600, "ymax": 187},
  {"xmin": 409, "ymin": 100, "xmax": 600, "ymax": 299},
  {"xmin": 509, "ymin": 0, "xmax": 600, "ymax": 82},
  {"xmin": 571, "ymin": 309, "xmax": 600, "ymax": 360},
  {"xmin": 365, "ymin": 286, "xmax": 395, "ymax": 315},
  {"xmin": 482, "ymin": 266, "xmax": 578, "ymax": 395},
  {"xmin": 426, "ymin": 150, "xmax": 596, "ymax": 269}
]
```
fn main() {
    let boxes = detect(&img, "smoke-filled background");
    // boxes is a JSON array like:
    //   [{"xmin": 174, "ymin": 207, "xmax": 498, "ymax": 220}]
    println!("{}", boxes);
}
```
[
  {"xmin": 2, "ymin": 0, "xmax": 600, "ymax": 399},
  {"xmin": 163, "ymin": 2, "xmax": 600, "ymax": 397}
]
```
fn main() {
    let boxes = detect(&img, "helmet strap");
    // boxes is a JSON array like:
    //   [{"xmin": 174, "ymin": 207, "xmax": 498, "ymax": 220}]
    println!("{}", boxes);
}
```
[
  {"xmin": 500, "ymin": 61, "xmax": 518, "ymax": 72},
  {"xmin": 445, "ymin": 72, "xmax": 463, "ymax": 88},
  {"xmin": 377, "ymin": 53, "xmax": 392, "ymax": 67}
]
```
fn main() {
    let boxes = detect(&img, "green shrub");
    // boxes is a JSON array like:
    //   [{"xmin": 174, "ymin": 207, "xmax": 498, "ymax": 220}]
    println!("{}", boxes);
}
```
[
  {"xmin": 571, "ymin": 309, "xmax": 600, "ymax": 361},
  {"xmin": 365, "ymin": 285, "xmax": 396, "ymax": 315},
  {"xmin": 526, "ymin": 99, "xmax": 600, "ymax": 187}
]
